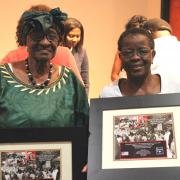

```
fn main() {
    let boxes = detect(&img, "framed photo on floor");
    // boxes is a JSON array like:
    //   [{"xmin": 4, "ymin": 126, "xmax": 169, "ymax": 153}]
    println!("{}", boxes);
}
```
[
  {"xmin": 0, "ymin": 127, "xmax": 88, "ymax": 180},
  {"xmin": 88, "ymin": 93, "xmax": 180, "ymax": 180}
]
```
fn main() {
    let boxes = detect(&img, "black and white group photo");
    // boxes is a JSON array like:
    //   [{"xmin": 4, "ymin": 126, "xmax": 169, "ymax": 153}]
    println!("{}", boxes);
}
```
[
  {"xmin": 114, "ymin": 112, "xmax": 176, "ymax": 160},
  {"xmin": 1, "ymin": 150, "xmax": 60, "ymax": 180}
]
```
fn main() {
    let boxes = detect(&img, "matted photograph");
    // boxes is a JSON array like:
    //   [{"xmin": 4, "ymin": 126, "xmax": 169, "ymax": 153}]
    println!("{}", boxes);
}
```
[
  {"xmin": 114, "ymin": 112, "xmax": 176, "ymax": 160},
  {"xmin": 0, "ymin": 127, "xmax": 88, "ymax": 180},
  {"xmin": 1, "ymin": 149, "xmax": 61, "ymax": 180},
  {"xmin": 102, "ymin": 106, "xmax": 180, "ymax": 169},
  {"xmin": 88, "ymin": 93, "xmax": 180, "ymax": 180},
  {"xmin": 0, "ymin": 142, "xmax": 71, "ymax": 180}
]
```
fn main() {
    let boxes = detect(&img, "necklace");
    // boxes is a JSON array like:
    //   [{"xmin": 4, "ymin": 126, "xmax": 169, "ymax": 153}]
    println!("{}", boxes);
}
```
[{"xmin": 25, "ymin": 59, "xmax": 53, "ymax": 89}]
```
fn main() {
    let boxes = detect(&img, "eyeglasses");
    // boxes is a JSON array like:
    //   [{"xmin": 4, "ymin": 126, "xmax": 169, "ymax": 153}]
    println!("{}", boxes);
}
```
[
  {"xmin": 28, "ymin": 29, "xmax": 60, "ymax": 44},
  {"xmin": 120, "ymin": 48, "xmax": 152, "ymax": 58}
]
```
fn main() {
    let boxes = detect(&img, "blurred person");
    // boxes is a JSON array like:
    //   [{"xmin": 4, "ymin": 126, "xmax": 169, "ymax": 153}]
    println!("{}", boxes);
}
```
[
  {"xmin": 62, "ymin": 17, "xmax": 90, "ymax": 94},
  {"xmin": 111, "ymin": 15, "xmax": 148, "ymax": 81},
  {"xmin": 143, "ymin": 18, "xmax": 180, "ymax": 75}
]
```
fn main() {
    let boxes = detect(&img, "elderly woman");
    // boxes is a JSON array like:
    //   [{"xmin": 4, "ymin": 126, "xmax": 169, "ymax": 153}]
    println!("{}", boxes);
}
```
[
  {"xmin": 0, "ymin": 14, "xmax": 83, "ymax": 85},
  {"xmin": 0, "ymin": 5, "xmax": 89, "ymax": 128},
  {"xmin": 101, "ymin": 28, "xmax": 180, "ymax": 97}
]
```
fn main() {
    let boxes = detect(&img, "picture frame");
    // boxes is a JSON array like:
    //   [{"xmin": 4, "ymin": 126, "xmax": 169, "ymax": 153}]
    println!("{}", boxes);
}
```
[
  {"xmin": 88, "ymin": 93, "xmax": 180, "ymax": 180},
  {"xmin": 0, "ymin": 127, "xmax": 88, "ymax": 180}
]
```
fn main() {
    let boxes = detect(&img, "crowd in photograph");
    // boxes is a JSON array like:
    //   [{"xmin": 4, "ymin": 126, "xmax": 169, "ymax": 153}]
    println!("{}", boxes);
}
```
[
  {"xmin": 1, "ymin": 151, "xmax": 60, "ymax": 180},
  {"xmin": 114, "ymin": 114, "xmax": 175, "ymax": 158}
]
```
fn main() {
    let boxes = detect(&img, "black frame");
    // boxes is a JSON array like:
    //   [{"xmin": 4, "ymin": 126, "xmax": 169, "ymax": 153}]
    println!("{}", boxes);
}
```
[
  {"xmin": 88, "ymin": 93, "xmax": 180, "ymax": 180},
  {"xmin": 161, "ymin": 0, "xmax": 170, "ymax": 22},
  {"xmin": 0, "ymin": 127, "xmax": 88, "ymax": 180}
]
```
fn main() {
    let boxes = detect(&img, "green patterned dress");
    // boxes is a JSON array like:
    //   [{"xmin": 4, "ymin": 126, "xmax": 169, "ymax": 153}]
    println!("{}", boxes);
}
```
[{"xmin": 0, "ymin": 64, "xmax": 89, "ymax": 128}]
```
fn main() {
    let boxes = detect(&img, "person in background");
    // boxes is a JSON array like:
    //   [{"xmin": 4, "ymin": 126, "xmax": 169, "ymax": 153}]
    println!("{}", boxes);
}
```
[
  {"xmin": 62, "ymin": 17, "xmax": 90, "ymax": 94},
  {"xmin": 111, "ymin": 15, "xmax": 148, "ymax": 81},
  {"xmin": 100, "ymin": 28, "xmax": 180, "ymax": 97},
  {"xmin": 143, "ymin": 18, "xmax": 180, "ymax": 76}
]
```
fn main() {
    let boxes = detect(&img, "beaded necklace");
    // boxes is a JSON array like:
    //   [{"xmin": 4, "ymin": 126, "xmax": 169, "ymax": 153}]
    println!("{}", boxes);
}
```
[{"xmin": 25, "ymin": 59, "xmax": 53, "ymax": 89}]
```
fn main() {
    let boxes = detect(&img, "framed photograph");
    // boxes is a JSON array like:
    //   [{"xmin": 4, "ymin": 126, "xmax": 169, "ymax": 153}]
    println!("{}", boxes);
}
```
[
  {"xmin": 0, "ymin": 127, "xmax": 88, "ymax": 180},
  {"xmin": 88, "ymin": 93, "xmax": 180, "ymax": 180}
]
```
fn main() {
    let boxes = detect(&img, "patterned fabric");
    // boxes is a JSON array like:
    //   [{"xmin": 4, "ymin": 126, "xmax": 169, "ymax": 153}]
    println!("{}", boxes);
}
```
[{"xmin": 0, "ymin": 64, "xmax": 89, "ymax": 128}]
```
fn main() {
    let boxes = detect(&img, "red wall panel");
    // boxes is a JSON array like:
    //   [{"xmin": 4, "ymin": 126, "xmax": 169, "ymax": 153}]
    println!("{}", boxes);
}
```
[{"xmin": 169, "ymin": 0, "xmax": 180, "ymax": 40}]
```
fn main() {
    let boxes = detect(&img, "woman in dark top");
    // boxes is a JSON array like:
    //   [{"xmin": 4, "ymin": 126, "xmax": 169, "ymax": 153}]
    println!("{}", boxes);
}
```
[{"xmin": 62, "ymin": 18, "xmax": 90, "ymax": 94}]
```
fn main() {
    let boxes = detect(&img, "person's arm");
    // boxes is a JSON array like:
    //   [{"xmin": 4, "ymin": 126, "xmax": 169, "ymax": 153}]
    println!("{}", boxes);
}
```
[
  {"xmin": 80, "ymin": 49, "xmax": 89, "ymax": 95},
  {"xmin": 111, "ymin": 51, "xmax": 122, "ymax": 81}
]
